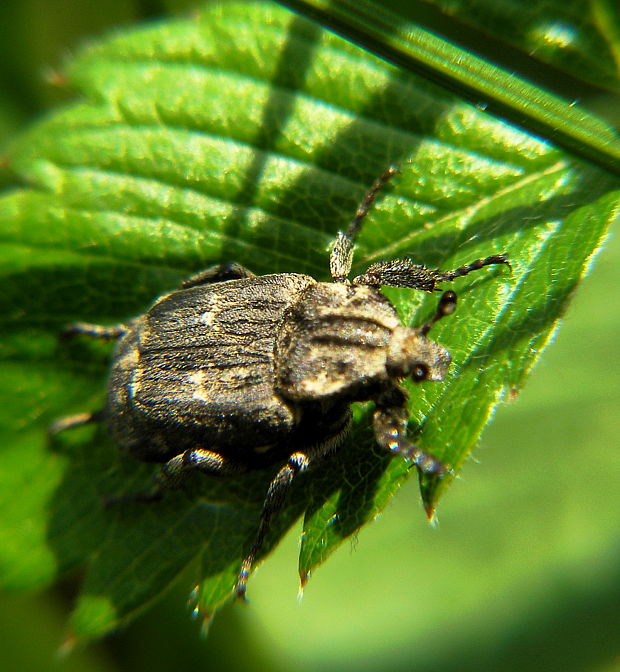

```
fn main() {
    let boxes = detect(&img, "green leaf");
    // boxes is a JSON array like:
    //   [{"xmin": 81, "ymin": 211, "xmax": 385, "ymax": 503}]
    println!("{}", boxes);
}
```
[{"xmin": 0, "ymin": 1, "xmax": 618, "ymax": 640}]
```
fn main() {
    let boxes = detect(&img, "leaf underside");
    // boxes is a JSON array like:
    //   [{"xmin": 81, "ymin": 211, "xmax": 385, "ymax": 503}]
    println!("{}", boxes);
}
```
[{"xmin": 0, "ymin": 1, "xmax": 618, "ymax": 640}]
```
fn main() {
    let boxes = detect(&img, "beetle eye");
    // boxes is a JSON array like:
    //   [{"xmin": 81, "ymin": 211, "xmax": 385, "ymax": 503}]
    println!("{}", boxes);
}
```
[{"xmin": 411, "ymin": 363, "xmax": 429, "ymax": 381}]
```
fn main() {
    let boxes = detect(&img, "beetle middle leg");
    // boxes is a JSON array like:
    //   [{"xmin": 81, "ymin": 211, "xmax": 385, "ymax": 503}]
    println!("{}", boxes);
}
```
[
  {"xmin": 103, "ymin": 448, "xmax": 247, "ymax": 507},
  {"xmin": 235, "ymin": 451, "xmax": 311, "ymax": 600},
  {"xmin": 159, "ymin": 447, "xmax": 316, "ymax": 600},
  {"xmin": 373, "ymin": 384, "xmax": 445, "ymax": 475},
  {"xmin": 155, "ymin": 446, "xmax": 313, "ymax": 600},
  {"xmin": 157, "ymin": 447, "xmax": 246, "ymax": 487},
  {"xmin": 234, "ymin": 407, "xmax": 352, "ymax": 599}
]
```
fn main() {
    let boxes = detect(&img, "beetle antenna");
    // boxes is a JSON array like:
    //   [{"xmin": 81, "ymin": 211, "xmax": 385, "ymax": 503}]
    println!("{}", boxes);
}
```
[
  {"xmin": 330, "ymin": 166, "xmax": 398, "ymax": 282},
  {"xmin": 419, "ymin": 291, "xmax": 457, "ymax": 337}
]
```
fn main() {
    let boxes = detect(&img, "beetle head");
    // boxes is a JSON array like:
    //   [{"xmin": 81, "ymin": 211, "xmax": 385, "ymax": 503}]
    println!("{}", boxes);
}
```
[
  {"xmin": 386, "ymin": 327, "xmax": 451, "ymax": 382},
  {"xmin": 386, "ymin": 290, "xmax": 457, "ymax": 382}
]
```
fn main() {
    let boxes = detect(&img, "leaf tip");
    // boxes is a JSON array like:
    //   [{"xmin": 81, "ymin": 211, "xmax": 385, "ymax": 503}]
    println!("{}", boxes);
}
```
[
  {"xmin": 419, "ymin": 472, "xmax": 442, "ymax": 520},
  {"xmin": 424, "ymin": 501, "xmax": 437, "ymax": 523},
  {"xmin": 199, "ymin": 612, "xmax": 215, "ymax": 639},
  {"xmin": 509, "ymin": 385, "xmax": 522, "ymax": 401},
  {"xmin": 188, "ymin": 583, "xmax": 219, "ymax": 636},
  {"xmin": 299, "ymin": 568, "xmax": 310, "ymax": 593},
  {"xmin": 56, "ymin": 629, "xmax": 77, "ymax": 659},
  {"xmin": 43, "ymin": 67, "xmax": 70, "ymax": 90}
]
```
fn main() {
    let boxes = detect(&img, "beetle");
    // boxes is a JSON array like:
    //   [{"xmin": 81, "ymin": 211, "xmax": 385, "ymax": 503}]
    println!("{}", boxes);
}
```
[{"xmin": 52, "ymin": 167, "xmax": 509, "ymax": 599}]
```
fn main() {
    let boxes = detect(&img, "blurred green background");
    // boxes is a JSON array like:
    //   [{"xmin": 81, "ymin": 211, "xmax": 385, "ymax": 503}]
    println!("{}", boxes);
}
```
[{"xmin": 1, "ymin": 1, "xmax": 619, "ymax": 670}]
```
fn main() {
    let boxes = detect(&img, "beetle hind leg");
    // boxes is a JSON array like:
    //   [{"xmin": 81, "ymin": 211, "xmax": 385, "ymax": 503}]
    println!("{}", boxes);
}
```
[{"xmin": 52, "ymin": 321, "xmax": 123, "ymax": 435}]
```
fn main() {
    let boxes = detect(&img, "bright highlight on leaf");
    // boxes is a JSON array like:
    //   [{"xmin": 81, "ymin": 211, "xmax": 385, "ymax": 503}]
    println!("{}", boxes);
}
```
[{"xmin": 0, "ymin": 1, "xmax": 618, "ymax": 640}]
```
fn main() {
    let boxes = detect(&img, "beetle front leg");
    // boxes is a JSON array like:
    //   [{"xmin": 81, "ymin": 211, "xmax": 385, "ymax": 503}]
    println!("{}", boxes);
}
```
[
  {"xmin": 373, "ymin": 385, "xmax": 446, "ymax": 475},
  {"xmin": 181, "ymin": 262, "xmax": 255, "ymax": 289}
]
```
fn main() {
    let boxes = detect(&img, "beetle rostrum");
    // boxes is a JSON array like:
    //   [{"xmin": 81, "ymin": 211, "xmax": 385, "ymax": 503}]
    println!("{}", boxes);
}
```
[{"xmin": 52, "ymin": 167, "xmax": 510, "ymax": 600}]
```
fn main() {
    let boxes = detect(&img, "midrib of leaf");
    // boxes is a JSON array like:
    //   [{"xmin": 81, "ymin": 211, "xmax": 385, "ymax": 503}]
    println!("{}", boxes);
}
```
[{"xmin": 419, "ymin": 196, "xmax": 618, "ymax": 507}]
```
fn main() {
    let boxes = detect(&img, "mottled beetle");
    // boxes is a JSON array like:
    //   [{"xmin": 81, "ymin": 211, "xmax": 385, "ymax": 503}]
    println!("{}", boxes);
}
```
[{"xmin": 53, "ymin": 168, "xmax": 509, "ymax": 599}]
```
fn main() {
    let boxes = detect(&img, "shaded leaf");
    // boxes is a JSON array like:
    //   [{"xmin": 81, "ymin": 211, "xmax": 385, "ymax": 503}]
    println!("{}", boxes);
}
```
[
  {"xmin": 279, "ymin": 0, "xmax": 620, "ymax": 173},
  {"xmin": 412, "ymin": 0, "xmax": 620, "ymax": 93}
]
